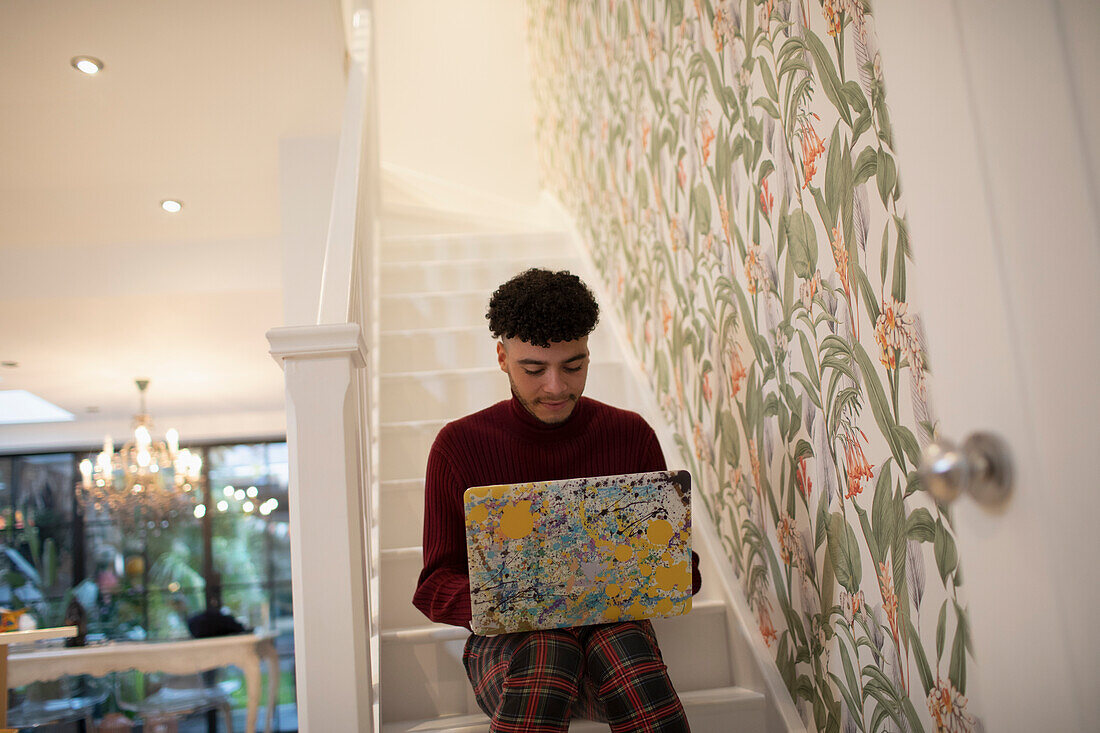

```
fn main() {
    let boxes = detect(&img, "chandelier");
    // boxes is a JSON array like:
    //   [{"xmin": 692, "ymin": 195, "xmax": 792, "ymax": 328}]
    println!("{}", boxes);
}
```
[{"xmin": 78, "ymin": 379, "xmax": 202, "ymax": 526}]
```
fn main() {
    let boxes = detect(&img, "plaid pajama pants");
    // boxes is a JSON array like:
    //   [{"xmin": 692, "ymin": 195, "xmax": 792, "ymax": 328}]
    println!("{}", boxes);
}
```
[{"xmin": 463, "ymin": 620, "xmax": 690, "ymax": 732}]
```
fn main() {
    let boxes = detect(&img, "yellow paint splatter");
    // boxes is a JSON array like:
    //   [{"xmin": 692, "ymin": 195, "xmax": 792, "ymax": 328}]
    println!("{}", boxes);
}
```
[
  {"xmin": 467, "ymin": 503, "xmax": 488, "ymax": 525},
  {"xmin": 654, "ymin": 561, "xmax": 691, "ymax": 592},
  {"xmin": 656, "ymin": 597, "xmax": 674, "ymax": 615},
  {"xmin": 647, "ymin": 518, "xmax": 675, "ymax": 547},
  {"xmin": 467, "ymin": 486, "xmax": 491, "ymax": 499},
  {"xmin": 628, "ymin": 600, "xmax": 647, "ymax": 618},
  {"xmin": 500, "ymin": 500, "xmax": 535, "ymax": 539},
  {"xmin": 603, "ymin": 606, "xmax": 621, "ymax": 622},
  {"xmin": 639, "ymin": 563, "xmax": 653, "ymax": 576},
  {"xmin": 614, "ymin": 544, "xmax": 633, "ymax": 563},
  {"xmin": 606, "ymin": 583, "xmax": 621, "ymax": 598}
]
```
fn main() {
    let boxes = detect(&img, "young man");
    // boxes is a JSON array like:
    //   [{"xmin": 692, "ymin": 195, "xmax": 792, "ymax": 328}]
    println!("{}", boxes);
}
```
[{"xmin": 413, "ymin": 268, "xmax": 700, "ymax": 732}]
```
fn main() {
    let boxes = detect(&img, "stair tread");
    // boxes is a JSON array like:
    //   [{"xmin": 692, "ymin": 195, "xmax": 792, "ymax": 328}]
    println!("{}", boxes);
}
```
[
  {"xmin": 381, "ymin": 359, "xmax": 623, "ymax": 380},
  {"xmin": 382, "ymin": 254, "xmax": 578, "ymax": 268},
  {"xmin": 382, "ymin": 288, "xmax": 491, "ymax": 299},
  {"xmin": 382, "ymin": 230, "xmax": 567, "ymax": 245},
  {"xmin": 382, "ymin": 324, "xmax": 487, "ymax": 336},
  {"xmin": 380, "ymin": 685, "xmax": 765, "ymax": 732}
]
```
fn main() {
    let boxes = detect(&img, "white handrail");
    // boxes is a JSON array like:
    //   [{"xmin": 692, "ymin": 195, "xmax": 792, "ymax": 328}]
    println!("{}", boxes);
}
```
[{"xmin": 316, "ymin": 12, "xmax": 374, "ymax": 325}]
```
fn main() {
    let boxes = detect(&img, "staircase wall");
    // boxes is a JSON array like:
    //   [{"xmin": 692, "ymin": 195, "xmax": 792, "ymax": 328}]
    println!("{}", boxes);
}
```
[{"xmin": 525, "ymin": 2, "xmax": 973, "ymax": 732}]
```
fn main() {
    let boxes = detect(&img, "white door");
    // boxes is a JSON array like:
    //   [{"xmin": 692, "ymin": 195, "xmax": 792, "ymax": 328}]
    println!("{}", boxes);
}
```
[{"xmin": 876, "ymin": 2, "xmax": 1099, "ymax": 731}]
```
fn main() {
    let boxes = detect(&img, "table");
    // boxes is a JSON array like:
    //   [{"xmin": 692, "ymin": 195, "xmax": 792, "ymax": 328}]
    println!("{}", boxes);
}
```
[
  {"xmin": 8, "ymin": 632, "xmax": 279, "ymax": 733},
  {"xmin": 0, "ymin": 627, "xmax": 77, "ymax": 732}
]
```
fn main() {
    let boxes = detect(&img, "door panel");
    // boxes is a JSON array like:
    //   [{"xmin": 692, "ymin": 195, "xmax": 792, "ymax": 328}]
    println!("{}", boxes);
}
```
[{"xmin": 876, "ymin": 2, "xmax": 1100, "ymax": 730}]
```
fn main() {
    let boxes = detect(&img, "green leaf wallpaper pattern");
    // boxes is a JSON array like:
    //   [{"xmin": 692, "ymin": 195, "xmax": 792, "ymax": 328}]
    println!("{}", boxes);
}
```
[{"xmin": 525, "ymin": 1, "xmax": 979, "ymax": 730}]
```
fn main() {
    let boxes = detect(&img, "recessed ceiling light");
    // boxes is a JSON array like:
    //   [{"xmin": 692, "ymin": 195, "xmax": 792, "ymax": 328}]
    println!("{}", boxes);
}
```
[
  {"xmin": 161, "ymin": 200, "xmax": 183, "ymax": 213},
  {"xmin": 71, "ymin": 56, "xmax": 104, "ymax": 75}
]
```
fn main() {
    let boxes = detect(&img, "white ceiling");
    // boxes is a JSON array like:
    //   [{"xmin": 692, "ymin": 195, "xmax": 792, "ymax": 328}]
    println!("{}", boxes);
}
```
[{"xmin": 0, "ymin": 0, "xmax": 348, "ymax": 452}]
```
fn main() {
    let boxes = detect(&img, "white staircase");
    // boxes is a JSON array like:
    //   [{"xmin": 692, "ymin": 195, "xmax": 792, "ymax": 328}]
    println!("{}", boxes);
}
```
[{"xmin": 376, "ymin": 221, "xmax": 769, "ymax": 731}]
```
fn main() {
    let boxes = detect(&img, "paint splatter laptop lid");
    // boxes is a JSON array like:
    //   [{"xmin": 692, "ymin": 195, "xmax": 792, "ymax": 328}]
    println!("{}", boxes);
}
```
[{"xmin": 464, "ymin": 470, "xmax": 692, "ymax": 636}]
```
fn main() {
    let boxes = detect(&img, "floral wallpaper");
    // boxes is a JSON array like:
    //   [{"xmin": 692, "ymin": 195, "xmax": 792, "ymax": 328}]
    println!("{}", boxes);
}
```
[{"xmin": 526, "ymin": 1, "xmax": 978, "ymax": 731}]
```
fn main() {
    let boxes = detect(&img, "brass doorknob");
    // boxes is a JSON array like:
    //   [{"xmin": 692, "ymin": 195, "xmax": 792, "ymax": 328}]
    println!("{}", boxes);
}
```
[{"xmin": 919, "ymin": 432, "xmax": 1014, "ymax": 510}]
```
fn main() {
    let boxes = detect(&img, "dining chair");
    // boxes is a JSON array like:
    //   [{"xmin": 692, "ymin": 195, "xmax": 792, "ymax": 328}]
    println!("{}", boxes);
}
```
[
  {"xmin": 113, "ymin": 670, "xmax": 239, "ymax": 732},
  {"xmin": 5, "ymin": 675, "xmax": 108, "ymax": 730}
]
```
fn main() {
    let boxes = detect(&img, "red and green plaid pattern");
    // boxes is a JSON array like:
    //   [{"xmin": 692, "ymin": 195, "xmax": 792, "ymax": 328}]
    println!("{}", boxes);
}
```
[{"xmin": 463, "ymin": 620, "xmax": 690, "ymax": 732}]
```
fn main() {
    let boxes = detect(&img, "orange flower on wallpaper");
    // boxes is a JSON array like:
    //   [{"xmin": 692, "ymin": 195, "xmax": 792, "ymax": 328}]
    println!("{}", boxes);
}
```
[
  {"xmin": 758, "ymin": 603, "xmax": 778, "ymax": 647},
  {"xmin": 878, "ymin": 558, "xmax": 899, "ymax": 638},
  {"xmin": 875, "ymin": 296, "xmax": 915, "ymax": 369},
  {"xmin": 795, "ymin": 456, "xmax": 812, "ymax": 498},
  {"xmin": 728, "ymin": 344, "xmax": 747, "ymax": 398},
  {"xmin": 823, "ymin": 0, "xmax": 843, "ymax": 36},
  {"xmin": 878, "ymin": 557, "xmax": 907, "ymax": 692},
  {"xmin": 692, "ymin": 421, "xmax": 712, "ymax": 462},
  {"xmin": 830, "ymin": 224, "xmax": 850, "ymax": 299},
  {"xmin": 928, "ymin": 676, "xmax": 976, "ymax": 733},
  {"xmin": 719, "ymin": 192, "xmax": 732, "ymax": 247},
  {"xmin": 799, "ymin": 270, "xmax": 821, "ymax": 311},
  {"xmin": 841, "ymin": 428, "xmax": 874, "ymax": 499},
  {"xmin": 701, "ymin": 371, "xmax": 712, "ymax": 403},
  {"xmin": 839, "ymin": 589, "xmax": 865, "ymax": 625},
  {"xmin": 700, "ymin": 116, "xmax": 715, "ymax": 165},
  {"xmin": 757, "ymin": 0, "xmax": 775, "ymax": 35},
  {"xmin": 749, "ymin": 438, "xmax": 762, "ymax": 496},
  {"xmin": 777, "ymin": 512, "xmax": 798, "ymax": 567},
  {"xmin": 745, "ymin": 243, "xmax": 769, "ymax": 294},
  {"xmin": 661, "ymin": 298, "xmax": 673, "ymax": 335},
  {"xmin": 799, "ymin": 116, "xmax": 826, "ymax": 189},
  {"xmin": 712, "ymin": 1, "xmax": 737, "ymax": 54},
  {"xmin": 759, "ymin": 174, "xmax": 774, "ymax": 216}
]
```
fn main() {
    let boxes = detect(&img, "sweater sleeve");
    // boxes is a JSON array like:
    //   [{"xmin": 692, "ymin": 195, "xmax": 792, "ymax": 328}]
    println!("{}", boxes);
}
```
[
  {"xmin": 411, "ymin": 438, "xmax": 473, "ymax": 629},
  {"xmin": 638, "ymin": 420, "xmax": 703, "ymax": 597}
]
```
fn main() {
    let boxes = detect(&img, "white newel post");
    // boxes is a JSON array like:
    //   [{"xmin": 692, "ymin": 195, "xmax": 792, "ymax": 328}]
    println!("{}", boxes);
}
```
[{"xmin": 267, "ymin": 323, "xmax": 375, "ymax": 732}]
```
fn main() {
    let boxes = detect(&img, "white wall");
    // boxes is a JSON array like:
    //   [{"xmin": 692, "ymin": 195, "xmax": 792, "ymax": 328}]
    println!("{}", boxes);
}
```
[{"xmin": 375, "ymin": 0, "xmax": 541, "ymax": 206}]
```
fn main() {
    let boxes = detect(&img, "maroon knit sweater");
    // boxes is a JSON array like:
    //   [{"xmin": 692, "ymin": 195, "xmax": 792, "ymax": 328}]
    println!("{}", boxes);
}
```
[{"xmin": 412, "ymin": 395, "xmax": 702, "ymax": 629}]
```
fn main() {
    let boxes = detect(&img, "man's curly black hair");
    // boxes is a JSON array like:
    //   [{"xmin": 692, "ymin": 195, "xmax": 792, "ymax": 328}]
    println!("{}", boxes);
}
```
[{"xmin": 487, "ymin": 268, "xmax": 599, "ymax": 347}]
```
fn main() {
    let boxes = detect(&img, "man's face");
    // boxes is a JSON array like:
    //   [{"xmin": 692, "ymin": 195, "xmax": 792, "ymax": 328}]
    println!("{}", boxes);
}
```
[{"xmin": 497, "ymin": 336, "xmax": 590, "ymax": 424}]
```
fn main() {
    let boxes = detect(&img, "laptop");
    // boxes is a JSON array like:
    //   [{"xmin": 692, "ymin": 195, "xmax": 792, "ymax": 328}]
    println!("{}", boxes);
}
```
[{"xmin": 464, "ymin": 470, "xmax": 692, "ymax": 636}]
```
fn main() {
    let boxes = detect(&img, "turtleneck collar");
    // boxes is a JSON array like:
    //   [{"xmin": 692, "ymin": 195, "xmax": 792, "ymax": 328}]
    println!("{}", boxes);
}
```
[{"xmin": 507, "ymin": 392, "xmax": 594, "ymax": 440}]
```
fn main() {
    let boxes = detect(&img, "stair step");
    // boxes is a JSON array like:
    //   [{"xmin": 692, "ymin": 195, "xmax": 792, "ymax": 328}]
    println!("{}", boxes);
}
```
[
  {"xmin": 380, "ymin": 685, "xmax": 766, "ymax": 732},
  {"xmin": 380, "ymin": 204, "xmax": 517, "ymax": 238},
  {"xmin": 381, "ymin": 327, "xmax": 498, "ymax": 373},
  {"xmin": 380, "ymin": 326, "xmax": 619, "ymax": 376},
  {"xmin": 380, "ymin": 419, "xmax": 446, "ymax": 482},
  {"xmin": 380, "ymin": 362, "xmax": 631, "ymax": 423},
  {"xmin": 380, "ymin": 256, "xmax": 580, "ymax": 295},
  {"xmin": 382, "ymin": 290, "xmax": 491, "ymax": 331},
  {"xmin": 381, "ymin": 546, "xmax": 424, "ymax": 628},
  {"xmin": 381, "ymin": 231, "xmax": 571, "ymax": 263},
  {"xmin": 381, "ymin": 479, "xmax": 425, "ymax": 550},
  {"xmin": 379, "ymin": 598, "xmax": 735, "ymax": 722}
]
